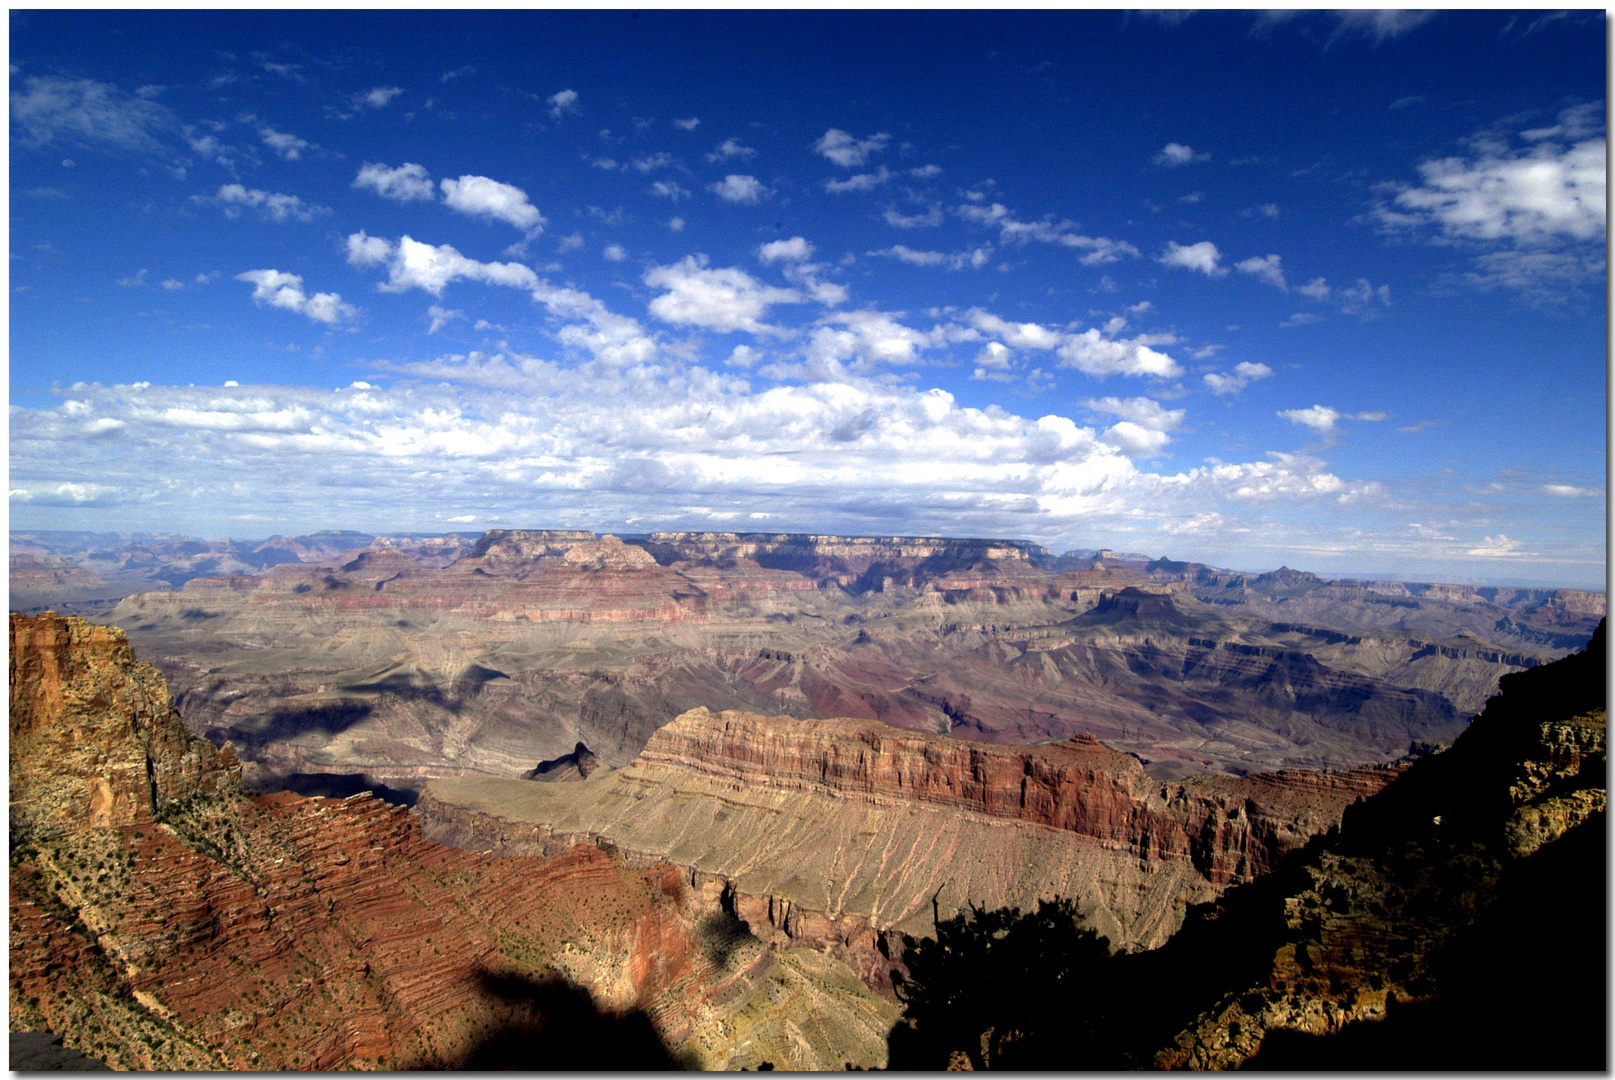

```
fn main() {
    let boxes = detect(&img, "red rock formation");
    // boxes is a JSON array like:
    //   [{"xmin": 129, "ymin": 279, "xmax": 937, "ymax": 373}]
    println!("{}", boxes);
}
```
[
  {"xmin": 9, "ymin": 613, "xmax": 241, "ymax": 836},
  {"xmin": 8, "ymin": 614, "xmax": 898, "ymax": 1071},
  {"xmin": 642, "ymin": 708, "xmax": 1401, "ymax": 885}
]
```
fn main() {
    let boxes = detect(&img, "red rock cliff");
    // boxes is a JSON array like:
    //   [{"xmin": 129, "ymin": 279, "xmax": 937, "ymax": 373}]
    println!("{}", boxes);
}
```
[
  {"xmin": 643, "ymin": 708, "xmax": 1401, "ymax": 885},
  {"xmin": 9, "ymin": 612, "xmax": 241, "ymax": 836}
]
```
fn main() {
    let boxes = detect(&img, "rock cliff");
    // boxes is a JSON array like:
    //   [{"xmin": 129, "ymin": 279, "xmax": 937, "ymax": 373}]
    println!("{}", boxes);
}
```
[
  {"xmin": 7, "ymin": 614, "xmax": 898, "ymax": 1071},
  {"xmin": 9, "ymin": 613, "xmax": 241, "ymax": 838},
  {"xmin": 418, "ymin": 708, "xmax": 1400, "ymax": 992}
]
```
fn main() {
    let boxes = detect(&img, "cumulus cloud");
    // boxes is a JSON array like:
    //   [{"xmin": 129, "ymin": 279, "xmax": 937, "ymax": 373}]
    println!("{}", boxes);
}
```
[
  {"xmin": 706, "ymin": 138, "xmax": 756, "ymax": 162},
  {"xmin": 825, "ymin": 167, "xmax": 892, "ymax": 193},
  {"xmin": 354, "ymin": 162, "xmax": 436, "ymax": 201},
  {"xmin": 1467, "ymin": 534, "xmax": 1528, "ymax": 557},
  {"xmin": 885, "ymin": 206, "xmax": 944, "ymax": 229},
  {"xmin": 548, "ymin": 89, "xmax": 580, "ymax": 119},
  {"xmin": 1057, "ymin": 330, "xmax": 1182, "ymax": 378},
  {"xmin": 758, "ymin": 237, "xmax": 815, "ymax": 264},
  {"xmin": 710, "ymin": 174, "xmax": 771, "ymax": 204},
  {"xmin": 354, "ymin": 86, "xmax": 404, "ymax": 110},
  {"xmin": 346, "ymin": 233, "xmax": 539, "ymax": 296},
  {"xmin": 650, "ymin": 180, "xmax": 692, "ymax": 202},
  {"xmin": 644, "ymin": 255, "xmax": 803, "ymax": 334},
  {"xmin": 814, "ymin": 128, "xmax": 891, "ymax": 167},
  {"xmin": 673, "ymin": 117, "xmax": 700, "ymax": 131},
  {"xmin": 259, "ymin": 126, "xmax": 310, "ymax": 160},
  {"xmin": 1374, "ymin": 106, "xmax": 1606, "ymax": 299},
  {"xmin": 1543, "ymin": 484, "xmax": 1600, "ymax": 497},
  {"xmin": 1382, "ymin": 131, "xmax": 1605, "ymax": 245},
  {"xmin": 1278, "ymin": 405, "xmax": 1386, "ymax": 431},
  {"xmin": 440, "ymin": 175, "xmax": 546, "ymax": 231},
  {"xmin": 204, "ymin": 184, "xmax": 328, "ymax": 222},
  {"xmin": 1203, "ymin": 361, "xmax": 1274, "ymax": 395},
  {"xmin": 603, "ymin": 243, "xmax": 629, "ymax": 262},
  {"xmin": 1154, "ymin": 142, "xmax": 1210, "ymax": 167},
  {"xmin": 1235, "ymin": 253, "xmax": 1286, "ymax": 289},
  {"xmin": 14, "ymin": 365, "xmax": 1403, "ymax": 551},
  {"xmin": 1085, "ymin": 396, "xmax": 1186, "ymax": 458},
  {"xmin": 236, "ymin": 269, "xmax": 357, "ymax": 324},
  {"xmin": 1159, "ymin": 240, "xmax": 1227, "ymax": 276}
]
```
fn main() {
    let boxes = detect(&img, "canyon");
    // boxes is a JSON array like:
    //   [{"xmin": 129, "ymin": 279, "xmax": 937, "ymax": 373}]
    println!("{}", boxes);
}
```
[
  {"xmin": 11, "ymin": 528, "xmax": 1595, "ymax": 803},
  {"xmin": 9, "ymin": 544, "xmax": 1605, "ymax": 1070},
  {"xmin": 9, "ymin": 613, "xmax": 899, "ymax": 1071}
]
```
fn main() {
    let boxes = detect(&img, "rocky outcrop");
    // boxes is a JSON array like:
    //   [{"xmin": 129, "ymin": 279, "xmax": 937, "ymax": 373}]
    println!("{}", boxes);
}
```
[
  {"xmin": 418, "ymin": 708, "xmax": 1401, "ymax": 998},
  {"xmin": 9, "ymin": 613, "xmax": 241, "ymax": 838},
  {"xmin": 640, "ymin": 708, "xmax": 1399, "ymax": 886},
  {"xmin": 7, "ymin": 615, "xmax": 899, "ymax": 1071},
  {"xmin": 1131, "ymin": 622, "xmax": 1608, "ymax": 1069}
]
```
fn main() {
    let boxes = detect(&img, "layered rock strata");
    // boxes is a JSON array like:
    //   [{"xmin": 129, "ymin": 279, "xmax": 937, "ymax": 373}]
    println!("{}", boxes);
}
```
[
  {"xmin": 418, "ymin": 708, "xmax": 1400, "ymax": 988},
  {"xmin": 8, "ymin": 614, "xmax": 898, "ymax": 1071}
]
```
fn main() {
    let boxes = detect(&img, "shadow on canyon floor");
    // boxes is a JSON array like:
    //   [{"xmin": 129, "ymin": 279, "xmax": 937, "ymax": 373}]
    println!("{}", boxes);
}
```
[{"xmin": 425, "ymin": 970, "xmax": 690, "ymax": 1071}]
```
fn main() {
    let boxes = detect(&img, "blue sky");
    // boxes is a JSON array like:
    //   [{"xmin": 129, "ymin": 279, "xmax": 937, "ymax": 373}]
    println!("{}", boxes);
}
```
[{"xmin": 9, "ymin": 10, "xmax": 1607, "ymax": 587}]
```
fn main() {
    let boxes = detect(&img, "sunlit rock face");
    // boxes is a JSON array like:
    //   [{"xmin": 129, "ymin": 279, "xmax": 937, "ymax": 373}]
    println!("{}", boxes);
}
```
[
  {"xmin": 7, "ymin": 614, "xmax": 899, "ymax": 1072},
  {"xmin": 418, "ymin": 705, "xmax": 1402, "ymax": 990},
  {"xmin": 68, "ymin": 529, "xmax": 1592, "ymax": 803}
]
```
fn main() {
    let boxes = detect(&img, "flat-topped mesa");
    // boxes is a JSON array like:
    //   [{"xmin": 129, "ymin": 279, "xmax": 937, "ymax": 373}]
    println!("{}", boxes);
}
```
[
  {"xmin": 637, "ymin": 532, "xmax": 1051, "ymax": 591},
  {"xmin": 9, "ymin": 613, "xmax": 241, "ymax": 838},
  {"xmin": 467, "ymin": 528, "xmax": 599, "ymax": 560},
  {"xmin": 643, "ymin": 708, "xmax": 1401, "ymax": 885}
]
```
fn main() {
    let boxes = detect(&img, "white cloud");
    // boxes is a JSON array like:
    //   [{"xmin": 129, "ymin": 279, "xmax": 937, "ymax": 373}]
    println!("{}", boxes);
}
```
[
  {"xmin": 668, "ymin": 216, "xmax": 686, "ymax": 232},
  {"xmin": 955, "ymin": 202, "xmax": 1139, "ymax": 265},
  {"xmin": 706, "ymin": 138, "xmax": 756, "ymax": 162},
  {"xmin": 759, "ymin": 237, "xmax": 815, "ymax": 264},
  {"xmin": 825, "ymin": 167, "xmax": 891, "ymax": 193},
  {"xmin": 1055, "ymin": 330, "xmax": 1182, "ymax": 378},
  {"xmin": 236, "ymin": 269, "xmax": 357, "ymax": 324},
  {"xmin": 673, "ymin": 117, "xmax": 700, "ymax": 131},
  {"xmin": 1543, "ymin": 484, "xmax": 1600, "ymax": 497},
  {"xmin": 650, "ymin": 180, "xmax": 692, "ymax": 202},
  {"xmin": 354, "ymin": 162, "xmax": 436, "ymax": 202},
  {"xmin": 1467, "ymin": 534, "xmax": 1528, "ymax": 557},
  {"xmin": 354, "ymin": 86, "xmax": 404, "ymax": 110},
  {"xmin": 883, "ymin": 206, "xmax": 942, "ymax": 229},
  {"xmin": 205, "ymin": 183, "xmax": 328, "ymax": 222},
  {"xmin": 1154, "ymin": 142, "xmax": 1209, "ymax": 167},
  {"xmin": 440, "ymin": 175, "xmax": 546, "ymax": 232},
  {"xmin": 1278, "ymin": 405, "xmax": 1385, "ymax": 431},
  {"xmin": 1235, "ymin": 253, "xmax": 1286, "ymax": 289},
  {"xmin": 548, "ymin": 89, "xmax": 580, "ymax": 119},
  {"xmin": 1331, "ymin": 10, "xmax": 1437, "ymax": 41},
  {"xmin": 630, "ymin": 152, "xmax": 674, "ymax": 172},
  {"xmin": 1160, "ymin": 240, "xmax": 1227, "ymax": 276},
  {"xmin": 1374, "ymin": 107, "xmax": 1606, "ymax": 299},
  {"xmin": 1297, "ymin": 277, "xmax": 1333, "ymax": 300},
  {"xmin": 259, "ymin": 126, "xmax": 310, "ymax": 160},
  {"xmin": 1385, "ymin": 132, "xmax": 1608, "ymax": 244},
  {"xmin": 10, "ymin": 75, "xmax": 175, "ymax": 155},
  {"xmin": 1203, "ymin": 361, "xmax": 1274, "ymax": 395},
  {"xmin": 910, "ymin": 165, "xmax": 942, "ymax": 179},
  {"xmin": 161, "ymin": 279, "xmax": 184, "ymax": 290},
  {"xmin": 1278, "ymin": 405, "xmax": 1342, "ymax": 431},
  {"xmin": 710, "ymin": 174, "xmax": 772, "ymax": 204},
  {"xmin": 869, "ymin": 244, "xmax": 991, "ymax": 270},
  {"xmin": 814, "ymin": 128, "xmax": 891, "ymax": 167},
  {"xmin": 348, "ymin": 234, "xmax": 540, "ymax": 296},
  {"xmin": 1085, "ymin": 396, "xmax": 1185, "ymax": 458},
  {"xmin": 603, "ymin": 243, "xmax": 629, "ymax": 262},
  {"xmin": 644, "ymin": 255, "xmax": 803, "ymax": 334},
  {"xmin": 427, "ymin": 306, "xmax": 463, "ymax": 334}
]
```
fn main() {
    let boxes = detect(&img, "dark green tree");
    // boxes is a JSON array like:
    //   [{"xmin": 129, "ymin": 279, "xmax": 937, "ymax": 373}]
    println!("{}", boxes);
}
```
[{"xmin": 888, "ymin": 896, "xmax": 1116, "ymax": 1070}]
